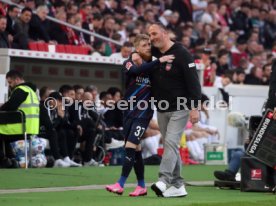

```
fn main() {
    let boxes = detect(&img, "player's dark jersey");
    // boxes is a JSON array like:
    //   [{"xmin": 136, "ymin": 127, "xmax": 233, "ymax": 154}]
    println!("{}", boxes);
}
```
[{"xmin": 123, "ymin": 56, "xmax": 160, "ymax": 119}]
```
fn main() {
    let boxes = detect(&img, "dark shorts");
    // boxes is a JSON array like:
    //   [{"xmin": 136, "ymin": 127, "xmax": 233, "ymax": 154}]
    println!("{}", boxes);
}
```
[{"xmin": 123, "ymin": 117, "xmax": 150, "ymax": 145}]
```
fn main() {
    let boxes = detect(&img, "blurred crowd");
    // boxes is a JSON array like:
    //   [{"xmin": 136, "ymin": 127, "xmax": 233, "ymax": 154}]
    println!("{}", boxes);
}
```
[{"xmin": 0, "ymin": 0, "xmax": 275, "ymax": 86}]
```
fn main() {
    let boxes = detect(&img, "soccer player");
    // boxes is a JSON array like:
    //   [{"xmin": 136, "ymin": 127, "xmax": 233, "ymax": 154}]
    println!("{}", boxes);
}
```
[{"xmin": 105, "ymin": 34, "xmax": 174, "ymax": 196}]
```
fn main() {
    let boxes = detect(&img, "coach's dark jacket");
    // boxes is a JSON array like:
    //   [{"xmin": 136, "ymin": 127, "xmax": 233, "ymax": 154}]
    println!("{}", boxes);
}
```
[{"xmin": 151, "ymin": 42, "xmax": 201, "ymax": 112}]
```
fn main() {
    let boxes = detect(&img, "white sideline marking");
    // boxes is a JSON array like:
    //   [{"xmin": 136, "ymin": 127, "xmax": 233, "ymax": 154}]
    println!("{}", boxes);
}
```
[{"xmin": 0, "ymin": 181, "xmax": 213, "ymax": 194}]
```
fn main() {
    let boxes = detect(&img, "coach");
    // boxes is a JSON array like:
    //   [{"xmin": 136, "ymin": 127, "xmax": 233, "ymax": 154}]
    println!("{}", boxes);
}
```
[{"xmin": 148, "ymin": 23, "xmax": 202, "ymax": 198}]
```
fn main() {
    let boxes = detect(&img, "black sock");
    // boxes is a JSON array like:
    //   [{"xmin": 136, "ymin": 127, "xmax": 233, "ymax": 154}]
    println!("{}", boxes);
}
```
[
  {"xmin": 118, "ymin": 148, "xmax": 136, "ymax": 187},
  {"xmin": 134, "ymin": 151, "xmax": 145, "ymax": 187}
]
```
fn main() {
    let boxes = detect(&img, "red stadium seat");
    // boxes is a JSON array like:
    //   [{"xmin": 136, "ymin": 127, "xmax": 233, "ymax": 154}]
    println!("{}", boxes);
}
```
[
  {"xmin": 83, "ymin": 47, "xmax": 90, "ymax": 55},
  {"xmin": 56, "ymin": 44, "xmax": 66, "ymax": 53},
  {"xmin": 36, "ymin": 43, "xmax": 48, "ymax": 52},
  {"xmin": 71, "ymin": 45, "xmax": 80, "ymax": 54},
  {"xmin": 64, "ymin": 45, "xmax": 73, "ymax": 53},
  {"xmin": 28, "ymin": 42, "xmax": 38, "ymax": 51},
  {"xmin": 80, "ymin": 47, "xmax": 90, "ymax": 55}
]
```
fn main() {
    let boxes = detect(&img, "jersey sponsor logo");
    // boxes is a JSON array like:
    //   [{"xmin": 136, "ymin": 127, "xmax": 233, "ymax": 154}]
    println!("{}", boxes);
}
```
[
  {"xmin": 125, "ymin": 62, "xmax": 133, "ymax": 70},
  {"xmin": 188, "ymin": 62, "xmax": 196, "ymax": 68},
  {"xmin": 136, "ymin": 76, "xmax": 151, "ymax": 85}
]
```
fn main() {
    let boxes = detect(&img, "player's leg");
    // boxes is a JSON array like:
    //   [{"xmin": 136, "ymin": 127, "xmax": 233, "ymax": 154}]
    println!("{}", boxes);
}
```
[
  {"xmin": 129, "ymin": 119, "xmax": 149, "ymax": 196},
  {"xmin": 105, "ymin": 140, "xmax": 137, "ymax": 195},
  {"xmin": 106, "ymin": 117, "xmax": 137, "ymax": 195}
]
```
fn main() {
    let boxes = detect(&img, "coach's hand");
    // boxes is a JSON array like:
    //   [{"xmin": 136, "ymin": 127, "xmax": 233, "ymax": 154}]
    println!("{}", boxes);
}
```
[{"xmin": 190, "ymin": 109, "xmax": 199, "ymax": 124}]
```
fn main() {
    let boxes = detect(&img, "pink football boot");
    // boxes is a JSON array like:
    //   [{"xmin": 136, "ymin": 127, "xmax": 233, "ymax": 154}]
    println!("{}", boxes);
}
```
[
  {"xmin": 105, "ymin": 183, "xmax": 124, "ymax": 195},
  {"xmin": 129, "ymin": 186, "xmax": 147, "ymax": 197}
]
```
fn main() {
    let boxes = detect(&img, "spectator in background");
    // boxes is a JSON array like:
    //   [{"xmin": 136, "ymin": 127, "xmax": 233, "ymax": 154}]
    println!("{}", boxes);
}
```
[
  {"xmin": 181, "ymin": 35, "xmax": 191, "ymax": 50},
  {"xmin": 230, "ymin": 2, "xmax": 251, "ymax": 38},
  {"xmin": 6, "ymin": 5, "xmax": 20, "ymax": 42},
  {"xmin": 231, "ymin": 37, "xmax": 248, "ymax": 69},
  {"xmin": 25, "ymin": 0, "xmax": 36, "ymax": 10},
  {"xmin": 68, "ymin": 14, "xmax": 87, "ymax": 46},
  {"xmin": 138, "ymin": 9, "xmax": 156, "ymax": 24},
  {"xmin": 13, "ymin": 7, "xmax": 32, "ymax": 49},
  {"xmin": 263, "ymin": 10, "xmax": 276, "ymax": 49},
  {"xmin": 98, "ymin": 91, "xmax": 112, "ymax": 114},
  {"xmin": 198, "ymin": 48, "xmax": 216, "ymax": 86},
  {"xmin": 167, "ymin": 11, "xmax": 181, "ymax": 33},
  {"xmin": 70, "ymin": 91, "xmax": 99, "ymax": 166},
  {"xmin": 52, "ymin": 1, "xmax": 66, "ymax": 16},
  {"xmin": 214, "ymin": 73, "xmax": 232, "ymax": 105},
  {"xmin": 244, "ymin": 66, "xmax": 263, "ymax": 85},
  {"xmin": 191, "ymin": 0, "xmax": 207, "ymax": 22},
  {"xmin": 66, "ymin": 3, "xmax": 79, "ymax": 16},
  {"xmin": 85, "ymin": 84, "xmax": 98, "ymax": 103},
  {"xmin": 103, "ymin": 87, "xmax": 124, "ymax": 142},
  {"xmin": 73, "ymin": 85, "xmax": 84, "ymax": 101},
  {"xmin": 49, "ymin": 11, "xmax": 70, "ymax": 44},
  {"xmin": 232, "ymin": 68, "xmax": 246, "ymax": 84},
  {"xmin": 82, "ymin": 13, "xmax": 103, "ymax": 45},
  {"xmin": 262, "ymin": 63, "xmax": 272, "ymax": 85},
  {"xmin": 215, "ymin": 49, "xmax": 230, "ymax": 76},
  {"xmin": 39, "ymin": 90, "xmax": 71, "ymax": 168},
  {"xmin": 91, "ymin": 40, "xmax": 105, "ymax": 57},
  {"xmin": 99, "ymin": 16, "xmax": 116, "ymax": 38},
  {"xmin": 214, "ymin": 73, "xmax": 232, "ymax": 89},
  {"xmin": 59, "ymin": 84, "xmax": 75, "ymax": 101},
  {"xmin": 58, "ymin": 85, "xmax": 82, "ymax": 167},
  {"xmin": 29, "ymin": 5, "xmax": 52, "ymax": 43},
  {"xmin": 79, "ymin": 3, "xmax": 93, "ymax": 23},
  {"xmin": 171, "ymin": 0, "xmax": 193, "ymax": 23},
  {"xmin": 245, "ymin": 54, "xmax": 263, "ymax": 74},
  {"xmin": 109, "ymin": 41, "xmax": 133, "ymax": 60},
  {"xmin": 39, "ymin": 86, "xmax": 51, "ymax": 101},
  {"xmin": 217, "ymin": 4, "xmax": 229, "ymax": 28},
  {"xmin": 0, "ymin": 15, "xmax": 9, "ymax": 48},
  {"xmin": 102, "ymin": 90, "xmax": 125, "ymax": 149},
  {"xmin": 159, "ymin": 10, "xmax": 172, "ymax": 27},
  {"xmin": 0, "ymin": 2, "xmax": 6, "ymax": 16},
  {"xmin": 200, "ymin": 1, "xmax": 219, "ymax": 28},
  {"xmin": 247, "ymin": 40, "xmax": 261, "ymax": 57}
]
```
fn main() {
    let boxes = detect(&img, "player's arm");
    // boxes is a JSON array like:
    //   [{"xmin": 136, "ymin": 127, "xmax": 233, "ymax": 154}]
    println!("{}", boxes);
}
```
[
  {"xmin": 123, "ymin": 58, "xmax": 159, "ymax": 75},
  {"xmin": 123, "ymin": 54, "xmax": 175, "ymax": 75}
]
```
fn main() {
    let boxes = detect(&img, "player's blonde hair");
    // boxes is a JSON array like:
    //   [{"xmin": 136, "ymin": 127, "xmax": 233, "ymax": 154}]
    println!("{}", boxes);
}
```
[{"xmin": 133, "ymin": 34, "xmax": 150, "ymax": 48}]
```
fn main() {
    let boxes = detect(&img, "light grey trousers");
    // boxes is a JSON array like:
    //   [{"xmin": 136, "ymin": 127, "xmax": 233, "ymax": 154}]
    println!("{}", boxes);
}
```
[{"xmin": 157, "ymin": 110, "xmax": 190, "ymax": 188}]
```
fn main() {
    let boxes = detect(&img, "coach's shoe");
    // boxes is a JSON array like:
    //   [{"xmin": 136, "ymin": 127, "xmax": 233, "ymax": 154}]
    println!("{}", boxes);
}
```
[
  {"xmin": 105, "ymin": 183, "xmax": 124, "ymax": 195},
  {"xmin": 162, "ymin": 185, "xmax": 188, "ymax": 198},
  {"xmin": 151, "ymin": 181, "xmax": 167, "ymax": 197},
  {"xmin": 129, "ymin": 186, "xmax": 147, "ymax": 197}
]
